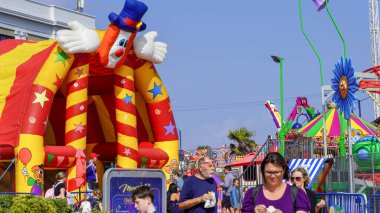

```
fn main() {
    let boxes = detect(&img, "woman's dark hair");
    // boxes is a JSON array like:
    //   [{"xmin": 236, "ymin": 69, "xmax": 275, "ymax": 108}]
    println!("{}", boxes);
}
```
[
  {"xmin": 260, "ymin": 152, "xmax": 290, "ymax": 182},
  {"xmin": 168, "ymin": 183, "xmax": 178, "ymax": 194}
]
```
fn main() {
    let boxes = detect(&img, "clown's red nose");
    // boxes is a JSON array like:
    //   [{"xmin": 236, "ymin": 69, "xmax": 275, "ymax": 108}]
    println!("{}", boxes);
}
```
[{"xmin": 115, "ymin": 49, "xmax": 124, "ymax": 57}]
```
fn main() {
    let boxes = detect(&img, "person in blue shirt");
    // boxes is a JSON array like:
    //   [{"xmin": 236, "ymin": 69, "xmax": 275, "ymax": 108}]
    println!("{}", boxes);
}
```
[
  {"xmin": 173, "ymin": 170, "xmax": 184, "ymax": 191},
  {"xmin": 179, "ymin": 156, "xmax": 218, "ymax": 213},
  {"xmin": 230, "ymin": 178, "xmax": 241, "ymax": 213},
  {"xmin": 86, "ymin": 152, "xmax": 99, "ymax": 191},
  {"xmin": 222, "ymin": 165, "xmax": 235, "ymax": 213}
]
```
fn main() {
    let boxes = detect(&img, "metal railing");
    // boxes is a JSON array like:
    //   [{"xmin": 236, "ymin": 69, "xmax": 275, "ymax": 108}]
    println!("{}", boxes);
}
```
[
  {"xmin": 238, "ymin": 136, "xmax": 313, "ymax": 188},
  {"xmin": 238, "ymin": 136, "xmax": 275, "ymax": 188},
  {"xmin": 324, "ymin": 153, "xmax": 380, "ymax": 197},
  {"xmin": 368, "ymin": 194, "xmax": 380, "ymax": 213},
  {"xmin": 0, "ymin": 192, "xmax": 32, "ymax": 195},
  {"xmin": 317, "ymin": 192, "xmax": 368, "ymax": 213}
]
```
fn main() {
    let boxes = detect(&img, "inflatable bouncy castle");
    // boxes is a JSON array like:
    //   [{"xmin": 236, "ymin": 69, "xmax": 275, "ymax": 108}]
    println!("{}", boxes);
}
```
[{"xmin": 0, "ymin": 0, "xmax": 178, "ymax": 195}]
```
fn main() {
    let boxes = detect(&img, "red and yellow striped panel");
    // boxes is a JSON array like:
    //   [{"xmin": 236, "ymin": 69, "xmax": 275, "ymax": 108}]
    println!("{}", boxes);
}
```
[
  {"xmin": 0, "ymin": 40, "xmax": 62, "ymax": 146},
  {"xmin": 114, "ymin": 64, "xmax": 138, "ymax": 168},
  {"xmin": 133, "ymin": 60, "xmax": 179, "ymax": 184},
  {"xmin": 92, "ymin": 95, "xmax": 116, "ymax": 143},
  {"xmin": 64, "ymin": 54, "xmax": 89, "ymax": 192},
  {"xmin": 65, "ymin": 54, "xmax": 89, "ymax": 149},
  {"xmin": 134, "ymin": 61, "xmax": 169, "ymax": 103}
]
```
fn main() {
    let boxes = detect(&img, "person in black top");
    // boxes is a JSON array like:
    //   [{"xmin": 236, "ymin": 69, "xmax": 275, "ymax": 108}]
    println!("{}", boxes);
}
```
[
  {"xmin": 167, "ymin": 183, "xmax": 183, "ymax": 213},
  {"xmin": 54, "ymin": 171, "xmax": 67, "ymax": 198},
  {"xmin": 291, "ymin": 167, "xmax": 326, "ymax": 213}
]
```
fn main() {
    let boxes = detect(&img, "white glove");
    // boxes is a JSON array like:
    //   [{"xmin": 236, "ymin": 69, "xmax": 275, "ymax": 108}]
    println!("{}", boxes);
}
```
[
  {"xmin": 56, "ymin": 21, "xmax": 100, "ymax": 54},
  {"xmin": 21, "ymin": 167, "xmax": 28, "ymax": 176},
  {"xmin": 134, "ymin": 31, "xmax": 167, "ymax": 64}
]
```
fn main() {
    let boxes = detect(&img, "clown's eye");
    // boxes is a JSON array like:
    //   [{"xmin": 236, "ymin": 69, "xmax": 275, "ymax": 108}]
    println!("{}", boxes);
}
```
[
  {"xmin": 123, "ymin": 40, "xmax": 128, "ymax": 47},
  {"xmin": 118, "ymin": 39, "xmax": 126, "ymax": 46},
  {"xmin": 39, "ymin": 170, "xmax": 43, "ymax": 174}
]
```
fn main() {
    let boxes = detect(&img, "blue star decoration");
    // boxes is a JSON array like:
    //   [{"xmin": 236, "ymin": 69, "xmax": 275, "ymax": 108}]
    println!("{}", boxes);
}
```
[
  {"xmin": 123, "ymin": 93, "xmax": 133, "ymax": 104},
  {"xmin": 148, "ymin": 82, "xmax": 163, "ymax": 99},
  {"xmin": 163, "ymin": 121, "xmax": 176, "ymax": 136},
  {"xmin": 331, "ymin": 56, "xmax": 358, "ymax": 120}
]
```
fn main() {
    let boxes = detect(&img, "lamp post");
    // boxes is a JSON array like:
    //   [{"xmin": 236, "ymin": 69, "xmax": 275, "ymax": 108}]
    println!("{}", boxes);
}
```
[{"xmin": 271, "ymin": 55, "xmax": 285, "ymax": 156}]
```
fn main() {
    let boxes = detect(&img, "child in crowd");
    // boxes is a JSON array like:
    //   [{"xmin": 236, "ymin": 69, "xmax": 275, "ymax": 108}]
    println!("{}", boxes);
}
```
[
  {"xmin": 54, "ymin": 171, "xmax": 67, "ymax": 199},
  {"xmin": 230, "ymin": 178, "xmax": 241, "ymax": 213},
  {"xmin": 90, "ymin": 188, "xmax": 103, "ymax": 211},
  {"xmin": 80, "ymin": 195, "xmax": 91, "ymax": 213}
]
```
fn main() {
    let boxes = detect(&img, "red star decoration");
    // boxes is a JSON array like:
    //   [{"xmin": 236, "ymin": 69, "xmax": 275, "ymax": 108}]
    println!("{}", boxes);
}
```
[
  {"xmin": 53, "ymin": 74, "xmax": 62, "ymax": 87},
  {"xmin": 75, "ymin": 68, "xmax": 84, "ymax": 77}
]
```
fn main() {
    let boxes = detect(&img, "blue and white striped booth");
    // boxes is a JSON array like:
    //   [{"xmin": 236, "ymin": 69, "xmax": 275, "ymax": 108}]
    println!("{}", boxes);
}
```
[{"xmin": 288, "ymin": 158, "xmax": 326, "ymax": 189}]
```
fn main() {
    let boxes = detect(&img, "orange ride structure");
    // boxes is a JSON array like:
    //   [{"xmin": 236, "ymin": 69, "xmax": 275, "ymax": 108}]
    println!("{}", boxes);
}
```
[{"xmin": 0, "ymin": 0, "xmax": 178, "ymax": 195}]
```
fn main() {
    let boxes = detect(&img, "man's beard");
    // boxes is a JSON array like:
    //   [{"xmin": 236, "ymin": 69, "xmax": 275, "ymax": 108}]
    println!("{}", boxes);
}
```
[{"xmin": 201, "ymin": 170, "xmax": 213, "ymax": 179}]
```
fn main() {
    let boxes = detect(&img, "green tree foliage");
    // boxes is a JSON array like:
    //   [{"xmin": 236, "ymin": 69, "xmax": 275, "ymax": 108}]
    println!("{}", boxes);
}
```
[
  {"xmin": 227, "ymin": 127, "xmax": 257, "ymax": 156},
  {"xmin": 196, "ymin": 145, "xmax": 211, "ymax": 150},
  {"xmin": 0, "ymin": 195, "xmax": 73, "ymax": 213}
]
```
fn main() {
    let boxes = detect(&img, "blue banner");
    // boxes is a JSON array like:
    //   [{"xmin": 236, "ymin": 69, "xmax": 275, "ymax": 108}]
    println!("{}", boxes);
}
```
[{"xmin": 109, "ymin": 176, "xmax": 163, "ymax": 212}]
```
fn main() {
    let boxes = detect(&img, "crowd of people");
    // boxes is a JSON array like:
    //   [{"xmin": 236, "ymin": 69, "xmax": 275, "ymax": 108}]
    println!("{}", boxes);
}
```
[
  {"xmin": 44, "ymin": 151, "xmax": 325, "ymax": 213},
  {"xmin": 45, "ymin": 152, "xmax": 103, "ymax": 213},
  {"xmin": 175, "ymin": 153, "xmax": 325, "ymax": 213}
]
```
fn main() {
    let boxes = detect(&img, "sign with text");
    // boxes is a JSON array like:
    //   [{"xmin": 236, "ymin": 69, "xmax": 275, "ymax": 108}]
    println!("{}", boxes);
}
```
[{"xmin": 103, "ymin": 169, "xmax": 166, "ymax": 213}]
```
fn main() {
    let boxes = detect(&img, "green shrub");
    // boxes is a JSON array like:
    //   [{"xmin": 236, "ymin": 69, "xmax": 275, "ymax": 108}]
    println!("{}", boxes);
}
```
[
  {"xmin": 50, "ymin": 198, "xmax": 73, "ymax": 213},
  {"xmin": 0, "ymin": 194, "xmax": 14, "ymax": 212},
  {"xmin": 10, "ymin": 195, "xmax": 56, "ymax": 213},
  {"xmin": 0, "ymin": 195, "xmax": 74, "ymax": 213}
]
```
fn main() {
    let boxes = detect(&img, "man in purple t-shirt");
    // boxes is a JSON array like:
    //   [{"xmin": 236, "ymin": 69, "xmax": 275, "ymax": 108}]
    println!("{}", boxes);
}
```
[{"xmin": 179, "ymin": 157, "xmax": 218, "ymax": 213}]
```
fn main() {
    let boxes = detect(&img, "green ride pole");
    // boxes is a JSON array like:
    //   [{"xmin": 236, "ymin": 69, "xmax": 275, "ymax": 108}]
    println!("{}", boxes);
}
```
[
  {"xmin": 325, "ymin": 0, "xmax": 348, "ymax": 156},
  {"xmin": 325, "ymin": 0, "xmax": 354, "ymax": 193},
  {"xmin": 279, "ymin": 57, "xmax": 285, "ymax": 156},
  {"xmin": 325, "ymin": 0, "xmax": 347, "ymax": 59},
  {"xmin": 298, "ymin": 0, "xmax": 328, "ymax": 157}
]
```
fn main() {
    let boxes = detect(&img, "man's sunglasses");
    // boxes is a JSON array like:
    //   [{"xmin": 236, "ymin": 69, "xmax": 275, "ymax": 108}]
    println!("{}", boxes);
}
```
[{"xmin": 202, "ymin": 162, "xmax": 214, "ymax": 167}]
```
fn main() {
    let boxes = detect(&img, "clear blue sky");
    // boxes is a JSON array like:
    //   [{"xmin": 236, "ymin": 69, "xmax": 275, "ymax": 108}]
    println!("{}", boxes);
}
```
[{"xmin": 38, "ymin": 0, "xmax": 375, "ymax": 149}]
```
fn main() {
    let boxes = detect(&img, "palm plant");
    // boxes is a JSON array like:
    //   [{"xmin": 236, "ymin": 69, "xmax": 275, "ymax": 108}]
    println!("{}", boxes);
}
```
[{"xmin": 227, "ymin": 127, "xmax": 257, "ymax": 156}]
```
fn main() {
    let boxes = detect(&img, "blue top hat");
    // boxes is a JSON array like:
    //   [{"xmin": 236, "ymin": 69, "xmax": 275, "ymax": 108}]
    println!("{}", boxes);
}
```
[{"xmin": 108, "ymin": 0, "xmax": 148, "ymax": 32}]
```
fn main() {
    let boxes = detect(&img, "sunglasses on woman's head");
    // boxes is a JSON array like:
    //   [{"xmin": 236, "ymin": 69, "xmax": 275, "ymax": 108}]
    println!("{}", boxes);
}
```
[{"xmin": 291, "ymin": 176, "xmax": 302, "ymax": 182}]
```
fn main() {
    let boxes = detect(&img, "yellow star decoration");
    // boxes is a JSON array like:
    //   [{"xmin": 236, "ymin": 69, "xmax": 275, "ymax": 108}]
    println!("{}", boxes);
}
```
[{"xmin": 33, "ymin": 90, "xmax": 49, "ymax": 108}]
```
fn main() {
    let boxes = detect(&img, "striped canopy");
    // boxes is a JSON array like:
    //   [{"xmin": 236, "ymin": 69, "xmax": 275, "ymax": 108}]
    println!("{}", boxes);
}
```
[
  {"xmin": 297, "ymin": 108, "xmax": 378, "ymax": 138},
  {"xmin": 288, "ymin": 158, "xmax": 326, "ymax": 189}
]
